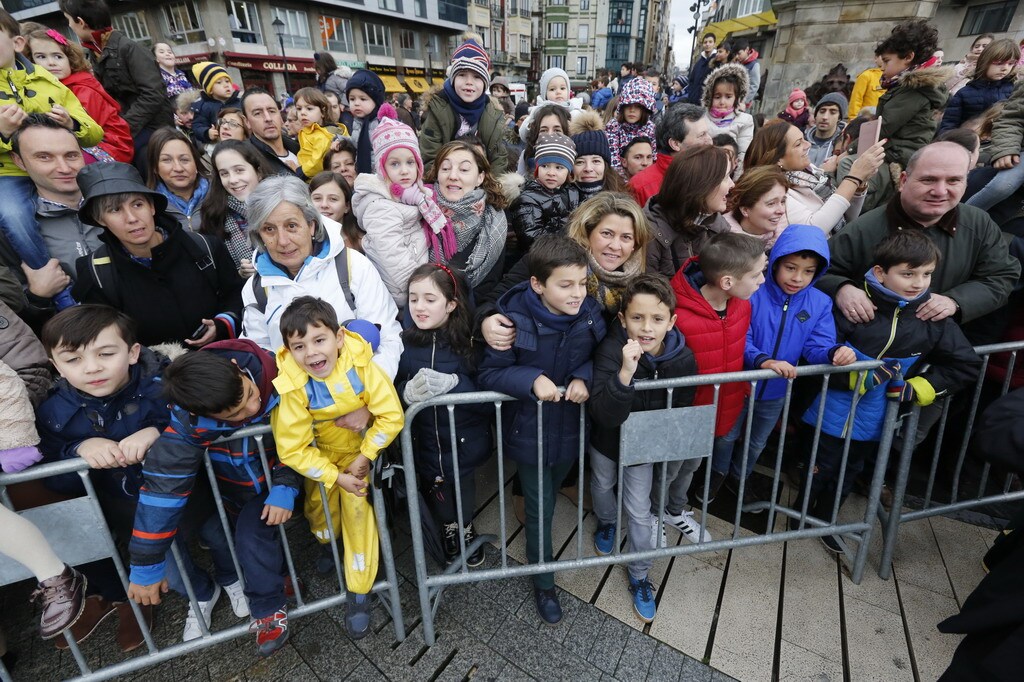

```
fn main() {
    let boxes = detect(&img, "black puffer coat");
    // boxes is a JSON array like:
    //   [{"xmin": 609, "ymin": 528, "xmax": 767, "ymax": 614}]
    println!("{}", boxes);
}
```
[{"xmin": 506, "ymin": 178, "xmax": 582, "ymax": 251}]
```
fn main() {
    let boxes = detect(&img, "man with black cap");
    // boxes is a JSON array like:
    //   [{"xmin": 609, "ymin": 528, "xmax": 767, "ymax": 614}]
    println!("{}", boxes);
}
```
[{"xmin": 806, "ymin": 93, "xmax": 849, "ymax": 168}]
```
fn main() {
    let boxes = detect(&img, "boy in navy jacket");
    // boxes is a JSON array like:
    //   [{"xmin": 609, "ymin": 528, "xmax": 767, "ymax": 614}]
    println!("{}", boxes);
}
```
[
  {"xmin": 36, "ymin": 305, "xmax": 239, "ymax": 651},
  {"xmin": 478, "ymin": 235, "xmax": 605, "ymax": 626},
  {"xmin": 126, "ymin": 339, "xmax": 301, "ymax": 658},
  {"xmin": 799, "ymin": 231, "xmax": 981, "ymax": 551},
  {"xmin": 724, "ymin": 225, "xmax": 857, "ymax": 499}
]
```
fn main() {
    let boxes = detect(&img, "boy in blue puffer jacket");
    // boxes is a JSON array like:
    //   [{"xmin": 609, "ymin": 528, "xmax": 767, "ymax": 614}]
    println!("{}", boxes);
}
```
[
  {"xmin": 798, "ymin": 231, "xmax": 981, "ymax": 552},
  {"xmin": 478, "ymin": 235, "xmax": 605, "ymax": 626},
  {"xmin": 721, "ymin": 225, "xmax": 857, "ymax": 500}
]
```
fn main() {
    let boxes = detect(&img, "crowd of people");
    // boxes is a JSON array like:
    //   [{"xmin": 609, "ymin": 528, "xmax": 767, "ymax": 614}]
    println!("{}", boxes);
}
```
[{"xmin": 0, "ymin": 1, "xmax": 1022, "ymax": 675}]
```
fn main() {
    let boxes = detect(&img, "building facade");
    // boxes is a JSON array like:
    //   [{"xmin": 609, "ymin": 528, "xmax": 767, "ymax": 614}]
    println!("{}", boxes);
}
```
[
  {"xmin": 9, "ymin": 0, "xmax": 470, "ymax": 98},
  {"xmin": 467, "ymin": 0, "xmax": 535, "ymax": 82}
]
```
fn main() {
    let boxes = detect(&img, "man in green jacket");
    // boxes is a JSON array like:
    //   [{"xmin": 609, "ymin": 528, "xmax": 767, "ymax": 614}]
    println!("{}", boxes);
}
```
[{"xmin": 818, "ymin": 142, "xmax": 1020, "ymax": 330}]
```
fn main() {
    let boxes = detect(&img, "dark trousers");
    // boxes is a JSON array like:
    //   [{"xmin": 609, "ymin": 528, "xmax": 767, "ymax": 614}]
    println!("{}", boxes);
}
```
[
  {"xmin": 233, "ymin": 491, "xmax": 287, "ymax": 619},
  {"xmin": 517, "ymin": 458, "xmax": 575, "ymax": 590},
  {"xmin": 796, "ymin": 433, "xmax": 878, "ymax": 519},
  {"xmin": 424, "ymin": 473, "xmax": 477, "ymax": 527}
]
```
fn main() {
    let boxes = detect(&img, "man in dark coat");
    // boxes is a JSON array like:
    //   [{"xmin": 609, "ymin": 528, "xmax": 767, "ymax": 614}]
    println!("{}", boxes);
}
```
[{"xmin": 686, "ymin": 33, "xmax": 718, "ymax": 105}]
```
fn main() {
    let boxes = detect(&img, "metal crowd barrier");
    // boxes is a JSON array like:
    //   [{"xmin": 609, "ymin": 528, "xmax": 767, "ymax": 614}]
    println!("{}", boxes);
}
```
[
  {"xmin": 399, "ymin": 360, "xmax": 900, "ymax": 647},
  {"xmin": 0, "ymin": 424, "xmax": 405, "ymax": 682},
  {"xmin": 878, "ymin": 340, "xmax": 1024, "ymax": 579}
]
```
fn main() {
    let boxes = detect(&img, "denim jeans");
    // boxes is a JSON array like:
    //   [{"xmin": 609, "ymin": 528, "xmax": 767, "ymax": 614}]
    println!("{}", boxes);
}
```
[
  {"xmin": 165, "ymin": 512, "xmax": 238, "ymax": 602},
  {"xmin": 711, "ymin": 397, "xmax": 787, "ymax": 480},
  {"xmin": 590, "ymin": 448, "xmax": 655, "ymax": 580},
  {"xmin": 965, "ymin": 161, "xmax": 1024, "ymax": 210},
  {"xmin": 517, "ymin": 458, "xmax": 575, "ymax": 590}
]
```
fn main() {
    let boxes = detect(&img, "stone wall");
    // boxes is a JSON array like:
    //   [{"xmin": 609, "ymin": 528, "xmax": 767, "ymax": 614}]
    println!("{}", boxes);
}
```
[{"xmin": 762, "ymin": 0, "xmax": 938, "ymax": 115}]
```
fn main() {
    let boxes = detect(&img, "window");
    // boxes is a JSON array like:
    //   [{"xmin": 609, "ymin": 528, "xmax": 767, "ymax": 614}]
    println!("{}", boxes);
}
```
[
  {"xmin": 379, "ymin": 0, "xmax": 402, "ymax": 10},
  {"xmin": 735, "ymin": 0, "xmax": 766, "ymax": 17},
  {"xmin": 576, "ymin": 56, "xmax": 587, "ymax": 75},
  {"xmin": 549, "ymin": 0, "xmax": 565, "ymax": 5},
  {"xmin": 320, "ymin": 15, "xmax": 354, "ymax": 53},
  {"xmin": 270, "ymin": 7, "xmax": 311, "ymax": 49},
  {"xmin": 477, "ymin": 26, "xmax": 490, "ymax": 48},
  {"xmin": 547, "ymin": 22, "xmax": 566, "ymax": 39},
  {"xmin": 438, "ymin": 0, "xmax": 468, "ymax": 23},
  {"xmin": 609, "ymin": 1, "xmax": 633, "ymax": 34},
  {"xmin": 427, "ymin": 34, "xmax": 442, "ymax": 56},
  {"xmin": 520, "ymin": 35, "xmax": 530, "ymax": 56},
  {"xmin": 227, "ymin": 1, "xmax": 261, "ymax": 44},
  {"xmin": 578, "ymin": 23, "xmax": 589, "ymax": 42},
  {"xmin": 546, "ymin": 55, "xmax": 565, "ymax": 69},
  {"xmin": 399, "ymin": 29, "xmax": 420, "ymax": 59},
  {"xmin": 580, "ymin": 0, "xmax": 590, "ymax": 8},
  {"xmin": 163, "ymin": 2, "xmax": 205, "ymax": 43},
  {"xmin": 414, "ymin": 0, "xmax": 426, "ymax": 17},
  {"xmin": 960, "ymin": 1, "xmax": 1017, "ymax": 36},
  {"xmin": 113, "ymin": 12, "xmax": 151, "ymax": 45},
  {"xmin": 363, "ymin": 22, "xmax": 393, "ymax": 57},
  {"xmin": 607, "ymin": 37, "xmax": 629, "ymax": 62}
]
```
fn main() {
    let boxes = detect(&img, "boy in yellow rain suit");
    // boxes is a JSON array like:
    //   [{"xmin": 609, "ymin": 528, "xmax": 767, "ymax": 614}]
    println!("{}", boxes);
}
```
[{"xmin": 271, "ymin": 296, "xmax": 403, "ymax": 640}]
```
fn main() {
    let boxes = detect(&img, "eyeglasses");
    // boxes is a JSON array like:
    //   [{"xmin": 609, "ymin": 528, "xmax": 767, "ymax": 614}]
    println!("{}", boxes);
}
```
[{"xmin": 220, "ymin": 120, "xmax": 244, "ymax": 129}]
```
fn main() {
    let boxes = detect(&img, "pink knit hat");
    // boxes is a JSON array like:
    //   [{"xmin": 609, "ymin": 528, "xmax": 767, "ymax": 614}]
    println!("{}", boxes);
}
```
[{"xmin": 370, "ymin": 103, "xmax": 423, "ymax": 181}]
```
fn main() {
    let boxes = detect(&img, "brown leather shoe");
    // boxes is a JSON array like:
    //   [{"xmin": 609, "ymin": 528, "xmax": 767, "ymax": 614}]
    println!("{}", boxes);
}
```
[
  {"xmin": 115, "ymin": 602, "xmax": 153, "ymax": 653},
  {"xmin": 54, "ymin": 594, "xmax": 116, "ymax": 649},
  {"xmin": 32, "ymin": 565, "xmax": 87, "ymax": 640}
]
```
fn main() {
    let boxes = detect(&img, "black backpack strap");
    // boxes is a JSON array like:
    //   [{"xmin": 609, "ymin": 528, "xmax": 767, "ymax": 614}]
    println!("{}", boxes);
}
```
[
  {"xmin": 178, "ymin": 231, "xmax": 219, "ymax": 292},
  {"xmin": 89, "ymin": 244, "xmax": 122, "ymax": 308},
  {"xmin": 251, "ymin": 272, "xmax": 267, "ymax": 313}
]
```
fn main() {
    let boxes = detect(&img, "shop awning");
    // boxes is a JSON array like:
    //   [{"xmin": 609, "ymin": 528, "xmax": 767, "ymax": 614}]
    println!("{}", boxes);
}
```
[
  {"xmin": 402, "ymin": 75, "xmax": 430, "ymax": 93},
  {"xmin": 703, "ymin": 10, "xmax": 776, "ymax": 42},
  {"xmin": 380, "ymin": 75, "xmax": 404, "ymax": 93}
]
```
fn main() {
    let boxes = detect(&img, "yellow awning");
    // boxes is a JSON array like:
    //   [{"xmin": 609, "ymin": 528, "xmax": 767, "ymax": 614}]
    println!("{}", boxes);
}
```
[
  {"xmin": 380, "ymin": 75, "xmax": 404, "ymax": 93},
  {"xmin": 703, "ymin": 10, "xmax": 776, "ymax": 43},
  {"xmin": 403, "ymin": 76, "xmax": 429, "ymax": 93}
]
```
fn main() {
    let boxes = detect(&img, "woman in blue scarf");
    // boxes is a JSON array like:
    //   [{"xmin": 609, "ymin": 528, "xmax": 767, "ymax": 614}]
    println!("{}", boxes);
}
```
[{"xmin": 146, "ymin": 128, "xmax": 210, "ymax": 232}]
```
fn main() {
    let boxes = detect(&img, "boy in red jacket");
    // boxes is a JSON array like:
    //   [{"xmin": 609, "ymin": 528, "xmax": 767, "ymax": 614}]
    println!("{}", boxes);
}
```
[{"xmin": 660, "ymin": 232, "xmax": 766, "ymax": 521}]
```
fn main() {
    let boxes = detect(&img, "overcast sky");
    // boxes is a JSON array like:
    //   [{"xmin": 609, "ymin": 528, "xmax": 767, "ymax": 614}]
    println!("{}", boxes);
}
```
[{"xmin": 671, "ymin": 0, "xmax": 699, "ymax": 70}]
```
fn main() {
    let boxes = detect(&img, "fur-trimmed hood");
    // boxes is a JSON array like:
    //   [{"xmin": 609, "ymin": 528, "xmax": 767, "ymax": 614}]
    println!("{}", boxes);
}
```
[
  {"xmin": 421, "ymin": 82, "xmax": 446, "ymax": 110},
  {"xmin": 498, "ymin": 172, "xmax": 526, "ymax": 204},
  {"xmin": 898, "ymin": 65, "xmax": 954, "ymax": 92},
  {"xmin": 701, "ymin": 63, "xmax": 750, "ymax": 110}
]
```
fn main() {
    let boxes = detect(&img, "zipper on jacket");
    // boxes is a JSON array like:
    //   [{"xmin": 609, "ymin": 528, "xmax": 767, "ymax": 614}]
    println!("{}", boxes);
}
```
[
  {"xmin": 758, "ymin": 297, "xmax": 789, "ymax": 400},
  {"xmin": 430, "ymin": 333, "xmax": 444, "ymax": 479},
  {"xmin": 842, "ymin": 306, "xmax": 901, "ymax": 439}
]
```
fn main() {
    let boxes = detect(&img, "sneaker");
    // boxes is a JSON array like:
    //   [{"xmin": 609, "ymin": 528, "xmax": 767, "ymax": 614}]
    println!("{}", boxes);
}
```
[
  {"xmin": 316, "ymin": 544, "xmax": 336, "ymax": 575},
  {"xmin": 53, "ymin": 595, "xmax": 116, "ymax": 650},
  {"xmin": 628, "ymin": 576, "xmax": 657, "ymax": 623},
  {"xmin": 249, "ymin": 608, "xmax": 289, "ymax": 657},
  {"xmin": 649, "ymin": 518, "xmax": 668, "ymax": 549},
  {"xmin": 463, "ymin": 523, "xmax": 485, "ymax": 567},
  {"xmin": 442, "ymin": 521, "xmax": 460, "ymax": 564},
  {"xmin": 533, "ymin": 587, "xmax": 562, "ymax": 625},
  {"xmin": 695, "ymin": 471, "xmax": 727, "ymax": 505},
  {"xmin": 879, "ymin": 484, "xmax": 894, "ymax": 511},
  {"xmin": 182, "ymin": 583, "xmax": 221, "ymax": 642},
  {"xmin": 345, "ymin": 591, "xmax": 372, "ymax": 640},
  {"xmin": 594, "ymin": 523, "xmax": 616, "ymax": 556},
  {"xmin": 31, "ymin": 564, "xmax": 86, "ymax": 640},
  {"xmin": 820, "ymin": 535, "xmax": 844, "ymax": 554},
  {"xmin": 283, "ymin": 574, "xmax": 303, "ymax": 601},
  {"xmin": 665, "ymin": 511, "xmax": 712, "ymax": 544},
  {"xmin": 223, "ymin": 581, "xmax": 250, "ymax": 618}
]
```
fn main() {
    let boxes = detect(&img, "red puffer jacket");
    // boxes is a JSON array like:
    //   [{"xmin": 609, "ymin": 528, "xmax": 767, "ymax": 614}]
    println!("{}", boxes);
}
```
[
  {"xmin": 62, "ymin": 71, "xmax": 134, "ymax": 163},
  {"xmin": 671, "ymin": 257, "xmax": 751, "ymax": 436}
]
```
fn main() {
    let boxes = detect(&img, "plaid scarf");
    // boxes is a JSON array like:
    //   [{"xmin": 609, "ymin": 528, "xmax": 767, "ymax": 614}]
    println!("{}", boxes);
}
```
[{"xmin": 433, "ymin": 187, "xmax": 506, "ymax": 288}]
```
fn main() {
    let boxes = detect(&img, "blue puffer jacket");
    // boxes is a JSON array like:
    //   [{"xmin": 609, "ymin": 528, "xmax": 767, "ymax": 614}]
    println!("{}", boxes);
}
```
[
  {"xmin": 191, "ymin": 89, "xmax": 241, "ymax": 145},
  {"xmin": 36, "ymin": 347, "xmax": 169, "ymax": 499},
  {"xmin": 745, "ymin": 225, "xmax": 841, "ymax": 401},
  {"xmin": 802, "ymin": 273, "xmax": 982, "ymax": 441},
  {"xmin": 478, "ymin": 281, "xmax": 606, "ymax": 467},
  {"xmin": 591, "ymin": 87, "xmax": 613, "ymax": 113},
  {"xmin": 397, "ymin": 329, "xmax": 494, "ymax": 481},
  {"xmin": 937, "ymin": 77, "xmax": 1014, "ymax": 136}
]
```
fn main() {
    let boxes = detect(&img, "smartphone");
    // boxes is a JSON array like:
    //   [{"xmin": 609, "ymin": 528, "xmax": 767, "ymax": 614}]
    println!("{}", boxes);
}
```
[
  {"xmin": 858, "ymin": 116, "xmax": 883, "ymax": 153},
  {"xmin": 189, "ymin": 323, "xmax": 208, "ymax": 342}
]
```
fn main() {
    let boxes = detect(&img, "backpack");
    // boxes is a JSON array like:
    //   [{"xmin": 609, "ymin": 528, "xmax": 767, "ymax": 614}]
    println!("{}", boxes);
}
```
[
  {"xmin": 88, "ymin": 230, "xmax": 218, "ymax": 307},
  {"xmin": 250, "ymin": 247, "xmax": 355, "ymax": 314}
]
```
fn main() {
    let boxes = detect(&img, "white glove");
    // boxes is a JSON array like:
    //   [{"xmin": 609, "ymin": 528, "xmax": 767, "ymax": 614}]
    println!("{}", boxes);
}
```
[{"xmin": 403, "ymin": 368, "xmax": 459, "ymax": 403}]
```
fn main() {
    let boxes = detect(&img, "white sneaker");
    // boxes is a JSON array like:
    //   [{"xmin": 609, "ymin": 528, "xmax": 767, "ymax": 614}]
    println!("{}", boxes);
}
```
[
  {"xmin": 182, "ymin": 583, "xmax": 221, "ymax": 641},
  {"xmin": 665, "ymin": 511, "xmax": 712, "ymax": 544},
  {"xmin": 649, "ymin": 518, "xmax": 668, "ymax": 549},
  {"xmin": 223, "ymin": 580, "xmax": 250, "ymax": 618}
]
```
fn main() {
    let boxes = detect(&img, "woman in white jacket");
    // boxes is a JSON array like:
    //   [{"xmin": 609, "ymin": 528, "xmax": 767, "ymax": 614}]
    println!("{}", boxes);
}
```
[
  {"xmin": 240, "ymin": 175, "xmax": 403, "ymax": 378},
  {"xmin": 745, "ymin": 121, "xmax": 885, "ymax": 234}
]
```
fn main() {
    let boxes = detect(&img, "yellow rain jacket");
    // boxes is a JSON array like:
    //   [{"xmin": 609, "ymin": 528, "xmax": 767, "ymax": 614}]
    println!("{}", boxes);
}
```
[
  {"xmin": 297, "ymin": 122, "xmax": 350, "ymax": 178},
  {"xmin": 271, "ymin": 329, "xmax": 403, "ymax": 593}
]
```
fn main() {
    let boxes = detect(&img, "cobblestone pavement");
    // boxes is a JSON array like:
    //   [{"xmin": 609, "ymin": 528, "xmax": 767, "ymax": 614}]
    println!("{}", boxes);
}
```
[{"xmin": 1, "ymin": 525, "xmax": 732, "ymax": 681}]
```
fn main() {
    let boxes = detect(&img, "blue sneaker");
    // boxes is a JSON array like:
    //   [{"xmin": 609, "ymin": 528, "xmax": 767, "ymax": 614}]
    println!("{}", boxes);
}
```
[
  {"xmin": 345, "ymin": 591, "xmax": 372, "ymax": 640},
  {"xmin": 533, "ymin": 587, "xmax": 562, "ymax": 625},
  {"xmin": 629, "ymin": 576, "xmax": 657, "ymax": 623},
  {"xmin": 593, "ymin": 523, "xmax": 616, "ymax": 556}
]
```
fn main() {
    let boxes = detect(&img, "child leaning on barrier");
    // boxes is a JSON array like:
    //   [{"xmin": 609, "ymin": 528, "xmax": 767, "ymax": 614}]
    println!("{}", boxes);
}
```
[
  {"xmin": 720, "ymin": 225, "xmax": 858, "ymax": 503},
  {"xmin": 397, "ymin": 264, "xmax": 492, "ymax": 568},
  {"xmin": 478, "ymin": 235, "xmax": 606, "ymax": 627},
  {"xmin": 37, "ymin": 305, "xmax": 243, "ymax": 652},
  {"xmin": 797, "ymin": 231, "xmax": 981, "ymax": 553},
  {"xmin": 661, "ymin": 233, "xmax": 766, "ymax": 522},
  {"xmin": 588, "ymin": 274, "xmax": 698, "ymax": 624},
  {"xmin": 271, "ymin": 296, "xmax": 404, "ymax": 641},
  {"xmin": 127, "ymin": 338, "xmax": 302, "ymax": 659}
]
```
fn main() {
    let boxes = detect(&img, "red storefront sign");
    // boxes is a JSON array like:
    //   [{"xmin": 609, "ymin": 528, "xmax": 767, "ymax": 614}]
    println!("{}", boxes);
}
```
[
  {"xmin": 174, "ymin": 52, "xmax": 212, "ymax": 66},
  {"xmin": 223, "ymin": 52, "xmax": 316, "ymax": 74}
]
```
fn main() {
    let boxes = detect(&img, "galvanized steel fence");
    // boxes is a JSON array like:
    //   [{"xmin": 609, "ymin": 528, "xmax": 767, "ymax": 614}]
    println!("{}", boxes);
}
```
[{"xmin": 0, "ymin": 425, "xmax": 405, "ymax": 682}]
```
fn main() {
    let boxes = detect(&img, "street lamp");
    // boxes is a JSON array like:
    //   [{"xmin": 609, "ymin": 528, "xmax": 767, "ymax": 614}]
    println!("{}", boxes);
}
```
[{"xmin": 272, "ymin": 16, "xmax": 290, "ymax": 96}]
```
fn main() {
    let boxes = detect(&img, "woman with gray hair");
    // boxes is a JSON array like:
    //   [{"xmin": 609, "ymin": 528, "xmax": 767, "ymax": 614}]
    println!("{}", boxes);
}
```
[{"xmin": 240, "ymin": 175, "xmax": 403, "ymax": 377}]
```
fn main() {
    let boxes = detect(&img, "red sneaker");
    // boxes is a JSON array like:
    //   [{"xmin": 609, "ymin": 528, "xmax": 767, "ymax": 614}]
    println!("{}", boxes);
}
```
[
  {"xmin": 283, "ymin": 575, "xmax": 304, "ymax": 601},
  {"xmin": 249, "ymin": 608, "xmax": 289, "ymax": 657}
]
